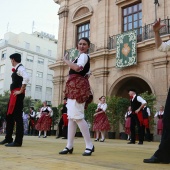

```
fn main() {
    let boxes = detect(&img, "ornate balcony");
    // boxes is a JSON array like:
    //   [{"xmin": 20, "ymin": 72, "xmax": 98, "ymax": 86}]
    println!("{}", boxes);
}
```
[{"xmin": 108, "ymin": 19, "xmax": 170, "ymax": 50}]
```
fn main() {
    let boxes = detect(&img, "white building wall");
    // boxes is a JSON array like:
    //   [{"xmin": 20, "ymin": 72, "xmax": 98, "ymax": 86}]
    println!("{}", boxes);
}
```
[{"xmin": 0, "ymin": 32, "xmax": 57, "ymax": 104}]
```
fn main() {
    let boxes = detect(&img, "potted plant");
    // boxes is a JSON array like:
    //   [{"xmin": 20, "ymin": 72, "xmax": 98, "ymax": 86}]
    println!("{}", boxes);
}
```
[
  {"xmin": 85, "ymin": 102, "xmax": 97, "ymax": 138},
  {"xmin": 106, "ymin": 96, "xmax": 130, "ymax": 139},
  {"xmin": 106, "ymin": 96, "xmax": 119, "ymax": 139}
]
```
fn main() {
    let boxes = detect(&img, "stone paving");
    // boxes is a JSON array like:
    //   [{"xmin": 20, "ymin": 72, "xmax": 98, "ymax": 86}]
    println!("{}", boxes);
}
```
[{"xmin": 0, "ymin": 135, "xmax": 169, "ymax": 170}]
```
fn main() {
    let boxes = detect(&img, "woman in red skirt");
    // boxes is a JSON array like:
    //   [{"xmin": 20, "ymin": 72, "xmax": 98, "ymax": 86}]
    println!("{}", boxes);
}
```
[
  {"xmin": 125, "ymin": 106, "xmax": 132, "ymax": 140},
  {"xmin": 93, "ymin": 96, "xmax": 110, "ymax": 142},
  {"xmin": 35, "ymin": 101, "xmax": 52, "ymax": 138},
  {"xmin": 154, "ymin": 105, "xmax": 164, "ymax": 135}
]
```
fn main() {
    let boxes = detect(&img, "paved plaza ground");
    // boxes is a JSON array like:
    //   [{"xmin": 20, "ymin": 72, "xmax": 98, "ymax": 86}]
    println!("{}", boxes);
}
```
[{"xmin": 0, "ymin": 135, "xmax": 169, "ymax": 170}]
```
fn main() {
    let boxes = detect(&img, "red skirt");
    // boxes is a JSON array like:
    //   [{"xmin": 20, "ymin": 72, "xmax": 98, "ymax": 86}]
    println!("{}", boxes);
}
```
[
  {"xmin": 125, "ymin": 117, "xmax": 131, "ymax": 134},
  {"xmin": 64, "ymin": 74, "xmax": 92, "ymax": 104},
  {"xmin": 157, "ymin": 119, "xmax": 163, "ymax": 135},
  {"xmin": 35, "ymin": 114, "xmax": 52, "ymax": 131},
  {"xmin": 93, "ymin": 113, "xmax": 110, "ymax": 131}
]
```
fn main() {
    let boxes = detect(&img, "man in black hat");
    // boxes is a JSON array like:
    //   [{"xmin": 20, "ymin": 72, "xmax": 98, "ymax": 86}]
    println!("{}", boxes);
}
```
[
  {"xmin": 128, "ymin": 89, "xmax": 146, "ymax": 145},
  {"xmin": 0, "ymin": 53, "xmax": 29, "ymax": 147},
  {"xmin": 143, "ymin": 18, "xmax": 170, "ymax": 164}
]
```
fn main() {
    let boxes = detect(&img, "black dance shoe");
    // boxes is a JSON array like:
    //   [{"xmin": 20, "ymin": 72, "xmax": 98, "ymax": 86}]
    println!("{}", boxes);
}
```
[
  {"xmin": 127, "ymin": 141, "xmax": 135, "ymax": 144},
  {"xmin": 138, "ymin": 141, "xmax": 143, "ymax": 145},
  {"xmin": 94, "ymin": 138, "xmax": 99, "ymax": 141},
  {"xmin": 43, "ymin": 136, "xmax": 47, "ymax": 138},
  {"xmin": 59, "ymin": 147, "xmax": 73, "ymax": 154},
  {"xmin": 0, "ymin": 139, "xmax": 13, "ymax": 145},
  {"xmin": 82, "ymin": 146, "xmax": 95, "ymax": 156},
  {"xmin": 5, "ymin": 142, "xmax": 22, "ymax": 147},
  {"xmin": 143, "ymin": 156, "xmax": 169, "ymax": 164},
  {"xmin": 100, "ymin": 139, "xmax": 105, "ymax": 142}
]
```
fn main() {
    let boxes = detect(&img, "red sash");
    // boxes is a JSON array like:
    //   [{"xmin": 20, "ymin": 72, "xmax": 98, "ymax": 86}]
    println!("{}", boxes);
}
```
[
  {"xmin": 137, "ymin": 110, "xmax": 143, "ymax": 126},
  {"xmin": 7, "ymin": 88, "xmax": 24, "ymax": 115}
]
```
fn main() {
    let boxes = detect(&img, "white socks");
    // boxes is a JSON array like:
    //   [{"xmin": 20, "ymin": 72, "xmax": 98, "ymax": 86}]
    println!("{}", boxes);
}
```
[
  {"xmin": 39, "ymin": 131, "xmax": 41, "ymax": 136},
  {"xmin": 76, "ymin": 119, "xmax": 93, "ymax": 153},
  {"xmin": 66, "ymin": 118, "xmax": 93, "ymax": 153},
  {"xmin": 66, "ymin": 119, "xmax": 77, "ymax": 149}
]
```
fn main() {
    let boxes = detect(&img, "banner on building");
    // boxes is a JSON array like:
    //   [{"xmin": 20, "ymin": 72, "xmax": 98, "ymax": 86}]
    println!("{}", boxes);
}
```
[
  {"xmin": 116, "ymin": 30, "xmax": 137, "ymax": 68},
  {"xmin": 65, "ymin": 48, "xmax": 79, "ymax": 61}
]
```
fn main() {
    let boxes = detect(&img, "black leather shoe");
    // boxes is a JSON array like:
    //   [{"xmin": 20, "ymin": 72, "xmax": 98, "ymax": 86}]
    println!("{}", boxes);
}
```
[
  {"xmin": 100, "ymin": 139, "xmax": 105, "ymax": 142},
  {"xmin": 0, "ymin": 139, "xmax": 13, "ymax": 145},
  {"xmin": 138, "ymin": 141, "xmax": 143, "ymax": 145},
  {"xmin": 56, "ymin": 136, "xmax": 61, "ymax": 139},
  {"xmin": 82, "ymin": 146, "xmax": 95, "ymax": 156},
  {"xmin": 43, "ymin": 136, "xmax": 47, "ymax": 138},
  {"xmin": 59, "ymin": 147, "xmax": 73, "ymax": 154},
  {"xmin": 143, "ymin": 156, "xmax": 169, "ymax": 164},
  {"xmin": 127, "ymin": 141, "xmax": 135, "ymax": 144},
  {"xmin": 5, "ymin": 142, "xmax": 22, "ymax": 147},
  {"xmin": 94, "ymin": 138, "xmax": 99, "ymax": 141}
]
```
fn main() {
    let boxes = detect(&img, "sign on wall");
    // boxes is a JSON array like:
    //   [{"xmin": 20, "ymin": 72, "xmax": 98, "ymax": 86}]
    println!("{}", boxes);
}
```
[{"xmin": 116, "ymin": 30, "xmax": 137, "ymax": 68}]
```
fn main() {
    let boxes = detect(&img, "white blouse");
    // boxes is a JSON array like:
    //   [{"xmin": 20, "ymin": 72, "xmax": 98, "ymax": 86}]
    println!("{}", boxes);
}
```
[{"xmin": 97, "ymin": 103, "xmax": 107, "ymax": 112}]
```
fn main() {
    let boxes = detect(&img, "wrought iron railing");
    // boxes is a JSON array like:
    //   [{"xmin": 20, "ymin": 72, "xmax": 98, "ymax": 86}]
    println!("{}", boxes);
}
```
[{"xmin": 108, "ymin": 19, "xmax": 170, "ymax": 50}]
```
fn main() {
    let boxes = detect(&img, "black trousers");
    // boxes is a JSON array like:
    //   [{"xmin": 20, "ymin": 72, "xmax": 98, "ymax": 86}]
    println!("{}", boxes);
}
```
[
  {"xmin": 58, "ymin": 117, "xmax": 64, "ymax": 137},
  {"xmin": 130, "ymin": 114, "xmax": 144, "ymax": 143},
  {"xmin": 5, "ymin": 93, "xmax": 25, "ymax": 145},
  {"xmin": 28, "ymin": 119, "xmax": 35, "ymax": 135},
  {"xmin": 154, "ymin": 88, "xmax": 170, "ymax": 162}
]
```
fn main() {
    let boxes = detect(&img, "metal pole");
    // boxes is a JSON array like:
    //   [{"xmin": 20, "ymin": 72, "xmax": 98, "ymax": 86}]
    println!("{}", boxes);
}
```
[{"xmin": 154, "ymin": 0, "xmax": 159, "ymax": 21}]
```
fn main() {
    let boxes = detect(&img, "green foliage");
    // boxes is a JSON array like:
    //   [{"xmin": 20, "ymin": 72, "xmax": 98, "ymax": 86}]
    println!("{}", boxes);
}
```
[
  {"xmin": 85, "ymin": 102, "xmax": 97, "ymax": 130},
  {"xmin": 34, "ymin": 100, "xmax": 43, "ymax": 111},
  {"xmin": 23, "ymin": 96, "xmax": 34, "ymax": 113},
  {"xmin": 106, "ymin": 96, "xmax": 130, "ymax": 132},
  {"xmin": 140, "ymin": 91, "xmax": 156, "ymax": 131},
  {"xmin": 51, "ymin": 107, "xmax": 59, "ymax": 130},
  {"xmin": 0, "ymin": 91, "xmax": 10, "ymax": 119}
]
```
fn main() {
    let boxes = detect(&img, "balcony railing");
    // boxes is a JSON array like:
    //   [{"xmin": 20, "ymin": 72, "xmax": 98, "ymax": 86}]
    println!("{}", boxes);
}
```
[{"xmin": 108, "ymin": 19, "xmax": 170, "ymax": 50}]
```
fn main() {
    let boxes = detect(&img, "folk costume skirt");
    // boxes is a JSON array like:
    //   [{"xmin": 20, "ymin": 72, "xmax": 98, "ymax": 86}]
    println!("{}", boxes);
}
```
[
  {"xmin": 125, "ymin": 117, "xmax": 131, "ymax": 134},
  {"xmin": 93, "ymin": 113, "xmax": 110, "ymax": 131},
  {"xmin": 64, "ymin": 74, "xmax": 92, "ymax": 120},
  {"xmin": 35, "ymin": 113, "xmax": 51, "ymax": 131}
]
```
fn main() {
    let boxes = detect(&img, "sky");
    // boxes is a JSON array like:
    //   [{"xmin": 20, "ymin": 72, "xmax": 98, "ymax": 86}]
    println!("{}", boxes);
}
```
[{"xmin": 0, "ymin": 0, "xmax": 60, "ymax": 39}]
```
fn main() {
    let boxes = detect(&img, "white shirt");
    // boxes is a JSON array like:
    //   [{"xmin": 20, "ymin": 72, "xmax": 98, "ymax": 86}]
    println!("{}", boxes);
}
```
[
  {"xmin": 158, "ymin": 40, "xmax": 170, "ymax": 52},
  {"xmin": 97, "ymin": 103, "xmax": 107, "ymax": 112},
  {"xmin": 73, "ymin": 53, "xmax": 90, "ymax": 75},
  {"xmin": 143, "ymin": 106, "xmax": 151, "ymax": 116},
  {"xmin": 132, "ymin": 94, "xmax": 147, "ymax": 105},
  {"xmin": 30, "ymin": 111, "xmax": 35, "ymax": 118},
  {"xmin": 14, "ymin": 63, "xmax": 29, "ymax": 85},
  {"xmin": 154, "ymin": 111, "xmax": 164, "ymax": 117},
  {"xmin": 125, "ymin": 111, "xmax": 132, "ymax": 119}
]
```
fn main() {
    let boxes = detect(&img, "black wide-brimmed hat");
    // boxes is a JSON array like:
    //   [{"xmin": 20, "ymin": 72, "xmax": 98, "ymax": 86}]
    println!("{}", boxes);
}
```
[{"xmin": 128, "ymin": 89, "xmax": 136, "ymax": 93}]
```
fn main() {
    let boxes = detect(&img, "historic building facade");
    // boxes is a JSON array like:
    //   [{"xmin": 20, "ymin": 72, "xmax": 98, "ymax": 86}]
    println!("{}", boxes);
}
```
[
  {"xmin": 50, "ymin": 0, "xmax": 170, "ymax": 112},
  {"xmin": 0, "ymin": 32, "xmax": 57, "ymax": 104}
]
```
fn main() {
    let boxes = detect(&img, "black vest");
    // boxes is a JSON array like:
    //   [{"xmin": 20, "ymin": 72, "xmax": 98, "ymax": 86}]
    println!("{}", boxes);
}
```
[
  {"xmin": 130, "ymin": 95, "xmax": 141, "ymax": 112},
  {"xmin": 158, "ymin": 114, "xmax": 163, "ymax": 119},
  {"xmin": 42, "ymin": 107, "xmax": 50, "ymax": 113},
  {"xmin": 61, "ymin": 103, "xmax": 67, "ymax": 114},
  {"xmin": 10, "ymin": 64, "xmax": 23, "ymax": 91},
  {"xmin": 142, "ymin": 107, "xmax": 149, "ymax": 119},
  {"xmin": 69, "ymin": 54, "xmax": 90, "ymax": 76}
]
